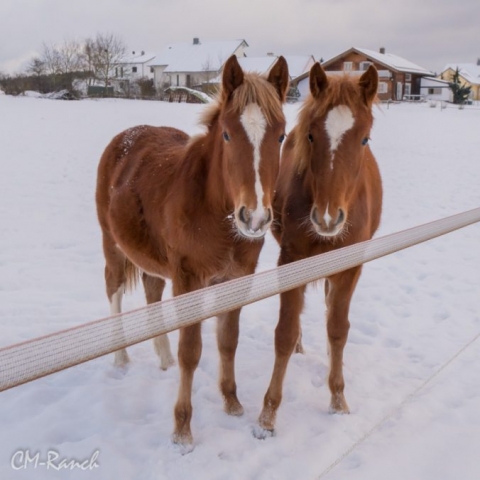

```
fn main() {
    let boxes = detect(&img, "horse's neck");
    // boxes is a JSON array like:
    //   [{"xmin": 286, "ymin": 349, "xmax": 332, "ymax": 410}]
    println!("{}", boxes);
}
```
[{"xmin": 180, "ymin": 131, "xmax": 231, "ymax": 215}]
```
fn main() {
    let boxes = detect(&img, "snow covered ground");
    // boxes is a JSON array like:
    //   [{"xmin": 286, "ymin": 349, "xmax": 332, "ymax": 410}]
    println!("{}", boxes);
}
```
[{"xmin": 0, "ymin": 95, "xmax": 479, "ymax": 480}]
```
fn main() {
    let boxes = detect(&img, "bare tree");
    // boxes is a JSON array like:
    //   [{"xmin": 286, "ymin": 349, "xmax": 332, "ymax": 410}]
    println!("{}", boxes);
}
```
[
  {"xmin": 26, "ymin": 57, "xmax": 46, "ymax": 92},
  {"xmin": 92, "ymin": 33, "xmax": 127, "ymax": 96}
]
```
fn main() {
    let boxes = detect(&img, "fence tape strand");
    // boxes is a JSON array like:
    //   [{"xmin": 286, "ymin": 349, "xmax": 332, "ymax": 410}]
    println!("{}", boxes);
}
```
[{"xmin": 1, "ymin": 207, "xmax": 479, "ymax": 392}]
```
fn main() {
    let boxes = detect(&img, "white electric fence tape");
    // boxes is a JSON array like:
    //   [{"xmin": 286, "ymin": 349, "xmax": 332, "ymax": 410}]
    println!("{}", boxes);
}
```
[{"xmin": 1, "ymin": 208, "xmax": 479, "ymax": 392}]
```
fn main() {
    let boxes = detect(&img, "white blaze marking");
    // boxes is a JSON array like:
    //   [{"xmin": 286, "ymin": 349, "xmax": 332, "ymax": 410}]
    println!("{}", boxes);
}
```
[
  {"xmin": 240, "ymin": 103, "xmax": 267, "ymax": 230},
  {"xmin": 323, "ymin": 203, "xmax": 332, "ymax": 227},
  {"xmin": 325, "ymin": 105, "xmax": 355, "ymax": 169}
]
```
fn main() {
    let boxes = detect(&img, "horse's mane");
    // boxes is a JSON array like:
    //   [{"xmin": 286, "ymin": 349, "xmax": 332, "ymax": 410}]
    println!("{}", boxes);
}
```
[
  {"xmin": 294, "ymin": 74, "xmax": 375, "ymax": 172},
  {"xmin": 200, "ymin": 72, "xmax": 284, "ymax": 129}
]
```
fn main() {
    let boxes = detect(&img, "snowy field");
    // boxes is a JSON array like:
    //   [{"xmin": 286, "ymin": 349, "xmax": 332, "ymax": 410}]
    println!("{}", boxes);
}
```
[{"xmin": 0, "ymin": 94, "xmax": 479, "ymax": 480}]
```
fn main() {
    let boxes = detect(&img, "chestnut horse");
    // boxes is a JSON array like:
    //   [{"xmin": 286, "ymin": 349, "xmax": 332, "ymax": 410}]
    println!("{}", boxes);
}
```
[
  {"xmin": 257, "ymin": 63, "xmax": 382, "ymax": 435},
  {"xmin": 96, "ymin": 55, "xmax": 289, "ymax": 446}
]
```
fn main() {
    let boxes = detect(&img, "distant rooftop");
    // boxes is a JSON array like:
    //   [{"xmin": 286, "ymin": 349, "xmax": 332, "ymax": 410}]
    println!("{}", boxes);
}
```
[
  {"xmin": 442, "ymin": 63, "xmax": 480, "ymax": 85},
  {"xmin": 149, "ymin": 39, "xmax": 248, "ymax": 72}
]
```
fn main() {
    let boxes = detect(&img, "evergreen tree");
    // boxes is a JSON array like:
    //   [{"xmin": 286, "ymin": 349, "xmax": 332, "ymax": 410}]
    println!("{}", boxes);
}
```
[{"xmin": 449, "ymin": 68, "xmax": 471, "ymax": 104}]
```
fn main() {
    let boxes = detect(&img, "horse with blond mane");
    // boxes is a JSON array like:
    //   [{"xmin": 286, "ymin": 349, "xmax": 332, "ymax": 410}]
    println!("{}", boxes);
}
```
[
  {"xmin": 257, "ymin": 63, "xmax": 382, "ymax": 435},
  {"xmin": 96, "ymin": 55, "xmax": 289, "ymax": 446}
]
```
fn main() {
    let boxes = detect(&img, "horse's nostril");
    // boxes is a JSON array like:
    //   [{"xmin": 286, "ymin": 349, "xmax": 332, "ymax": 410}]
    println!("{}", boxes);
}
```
[
  {"xmin": 266, "ymin": 208, "xmax": 272, "ymax": 224},
  {"xmin": 311, "ymin": 207, "xmax": 321, "ymax": 226},
  {"xmin": 336, "ymin": 208, "xmax": 345, "ymax": 225},
  {"xmin": 238, "ymin": 206, "xmax": 249, "ymax": 224}
]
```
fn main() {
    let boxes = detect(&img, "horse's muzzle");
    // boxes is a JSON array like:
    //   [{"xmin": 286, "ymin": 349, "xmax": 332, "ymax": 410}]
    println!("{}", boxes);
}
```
[
  {"xmin": 236, "ymin": 206, "xmax": 272, "ymax": 238},
  {"xmin": 310, "ymin": 206, "xmax": 346, "ymax": 237}
]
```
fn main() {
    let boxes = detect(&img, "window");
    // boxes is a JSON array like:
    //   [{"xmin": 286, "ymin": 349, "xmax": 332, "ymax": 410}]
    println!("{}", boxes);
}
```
[
  {"xmin": 378, "ymin": 82, "xmax": 388, "ymax": 94},
  {"xmin": 404, "ymin": 83, "xmax": 412, "ymax": 96},
  {"xmin": 120, "ymin": 67, "xmax": 124, "ymax": 77},
  {"xmin": 115, "ymin": 67, "xmax": 118, "ymax": 77},
  {"xmin": 150, "ymin": 67, "xmax": 154, "ymax": 73},
  {"xmin": 176, "ymin": 75, "xmax": 179, "ymax": 86},
  {"xmin": 343, "ymin": 62, "xmax": 353, "ymax": 71},
  {"xmin": 132, "ymin": 66, "xmax": 138, "ymax": 73},
  {"xmin": 360, "ymin": 61, "xmax": 373, "ymax": 71},
  {"xmin": 428, "ymin": 88, "xmax": 441, "ymax": 95},
  {"xmin": 405, "ymin": 73, "xmax": 412, "ymax": 81}
]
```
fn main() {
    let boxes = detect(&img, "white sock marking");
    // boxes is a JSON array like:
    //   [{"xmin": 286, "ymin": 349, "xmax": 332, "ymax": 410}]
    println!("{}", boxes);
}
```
[
  {"xmin": 240, "ymin": 103, "xmax": 267, "ymax": 231},
  {"xmin": 325, "ymin": 105, "xmax": 355, "ymax": 169}
]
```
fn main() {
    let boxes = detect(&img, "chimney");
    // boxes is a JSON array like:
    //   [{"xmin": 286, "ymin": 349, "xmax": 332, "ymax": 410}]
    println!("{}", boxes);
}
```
[
  {"xmin": 141, "ymin": 50, "xmax": 145, "ymax": 55},
  {"xmin": 132, "ymin": 51, "xmax": 135, "ymax": 55},
  {"xmin": 267, "ymin": 52, "xmax": 275, "ymax": 56},
  {"xmin": 379, "ymin": 47, "xmax": 385, "ymax": 54},
  {"xmin": 477, "ymin": 58, "xmax": 480, "ymax": 66},
  {"xmin": 193, "ymin": 38, "xmax": 200, "ymax": 45}
]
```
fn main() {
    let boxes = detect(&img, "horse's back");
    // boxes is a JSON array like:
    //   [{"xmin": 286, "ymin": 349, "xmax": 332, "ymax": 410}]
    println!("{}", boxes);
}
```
[{"xmin": 97, "ymin": 125, "xmax": 188, "ymax": 208}]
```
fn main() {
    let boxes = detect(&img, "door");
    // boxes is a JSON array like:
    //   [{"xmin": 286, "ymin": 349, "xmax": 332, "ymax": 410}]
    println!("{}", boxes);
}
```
[{"xmin": 397, "ymin": 82, "xmax": 403, "ymax": 101}]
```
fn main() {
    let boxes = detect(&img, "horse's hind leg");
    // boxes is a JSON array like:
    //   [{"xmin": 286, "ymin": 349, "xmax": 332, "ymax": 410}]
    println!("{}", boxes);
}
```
[
  {"xmin": 141, "ymin": 273, "xmax": 175, "ymax": 370},
  {"xmin": 217, "ymin": 309, "xmax": 244, "ymax": 416},
  {"xmin": 102, "ymin": 234, "xmax": 130, "ymax": 367},
  {"xmin": 326, "ymin": 266, "xmax": 362, "ymax": 414}
]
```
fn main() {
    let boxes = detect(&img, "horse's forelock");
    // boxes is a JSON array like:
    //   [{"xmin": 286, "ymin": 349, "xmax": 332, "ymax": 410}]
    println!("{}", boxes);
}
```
[{"xmin": 200, "ymin": 73, "xmax": 284, "ymax": 129}]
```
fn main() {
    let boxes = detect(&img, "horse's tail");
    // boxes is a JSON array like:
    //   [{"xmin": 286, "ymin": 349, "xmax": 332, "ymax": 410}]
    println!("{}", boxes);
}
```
[{"xmin": 124, "ymin": 258, "xmax": 140, "ymax": 293}]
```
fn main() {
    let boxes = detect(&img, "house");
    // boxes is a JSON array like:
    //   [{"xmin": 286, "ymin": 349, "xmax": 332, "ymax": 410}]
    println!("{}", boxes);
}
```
[
  {"xmin": 115, "ymin": 51, "xmax": 157, "ymax": 80},
  {"xmin": 293, "ymin": 47, "xmax": 433, "ymax": 101},
  {"xmin": 149, "ymin": 38, "xmax": 248, "ymax": 91},
  {"xmin": 419, "ymin": 77, "xmax": 451, "ymax": 102},
  {"xmin": 438, "ymin": 62, "xmax": 480, "ymax": 100}
]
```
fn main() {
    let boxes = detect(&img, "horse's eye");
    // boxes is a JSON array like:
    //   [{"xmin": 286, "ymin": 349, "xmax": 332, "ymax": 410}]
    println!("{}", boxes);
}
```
[
  {"xmin": 361, "ymin": 137, "xmax": 369, "ymax": 146},
  {"xmin": 223, "ymin": 132, "xmax": 230, "ymax": 142},
  {"xmin": 308, "ymin": 133, "xmax": 314, "ymax": 143},
  {"xmin": 279, "ymin": 134, "xmax": 286, "ymax": 143}
]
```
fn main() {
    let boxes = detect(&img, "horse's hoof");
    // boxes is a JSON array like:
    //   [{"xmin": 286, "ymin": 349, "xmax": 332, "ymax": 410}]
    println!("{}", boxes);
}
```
[
  {"xmin": 252, "ymin": 424, "xmax": 275, "ymax": 440},
  {"xmin": 224, "ymin": 397, "xmax": 244, "ymax": 416},
  {"xmin": 171, "ymin": 431, "xmax": 194, "ymax": 454},
  {"xmin": 329, "ymin": 394, "xmax": 350, "ymax": 414},
  {"xmin": 113, "ymin": 349, "xmax": 130, "ymax": 368},
  {"xmin": 295, "ymin": 343, "xmax": 305, "ymax": 354},
  {"xmin": 160, "ymin": 354, "xmax": 175, "ymax": 371}
]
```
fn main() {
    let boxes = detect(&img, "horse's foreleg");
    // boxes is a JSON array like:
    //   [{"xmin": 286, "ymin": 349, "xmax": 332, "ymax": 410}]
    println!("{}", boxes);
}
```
[
  {"xmin": 142, "ymin": 273, "xmax": 175, "ymax": 370},
  {"xmin": 326, "ymin": 267, "xmax": 361, "ymax": 414},
  {"xmin": 172, "ymin": 323, "xmax": 202, "ymax": 446},
  {"xmin": 258, "ymin": 285, "xmax": 305, "ymax": 433},
  {"xmin": 217, "ymin": 309, "xmax": 243, "ymax": 416}
]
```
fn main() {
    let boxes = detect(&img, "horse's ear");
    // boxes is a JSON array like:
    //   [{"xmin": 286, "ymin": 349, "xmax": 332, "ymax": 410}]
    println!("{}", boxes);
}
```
[
  {"xmin": 309, "ymin": 62, "xmax": 328, "ymax": 99},
  {"xmin": 359, "ymin": 65, "xmax": 378, "ymax": 106},
  {"xmin": 222, "ymin": 55, "xmax": 244, "ymax": 99},
  {"xmin": 267, "ymin": 56, "xmax": 289, "ymax": 102}
]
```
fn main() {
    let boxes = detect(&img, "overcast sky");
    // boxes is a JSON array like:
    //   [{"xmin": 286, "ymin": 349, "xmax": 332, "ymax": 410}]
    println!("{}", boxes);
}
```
[{"xmin": 1, "ymin": 0, "xmax": 479, "ymax": 75}]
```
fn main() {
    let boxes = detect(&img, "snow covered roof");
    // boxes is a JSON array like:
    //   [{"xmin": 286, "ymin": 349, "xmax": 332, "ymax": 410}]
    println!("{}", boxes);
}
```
[
  {"xmin": 324, "ymin": 47, "xmax": 432, "ymax": 75},
  {"xmin": 354, "ymin": 48, "xmax": 432, "ymax": 75},
  {"xmin": 120, "ymin": 51, "xmax": 157, "ymax": 65},
  {"xmin": 283, "ymin": 55, "xmax": 315, "ymax": 79},
  {"xmin": 442, "ymin": 64, "xmax": 480, "ymax": 85},
  {"xmin": 237, "ymin": 55, "xmax": 315, "ymax": 80},
  {"xmin": 237, "ymin": 56, "xmax": 277, "ymax": 75},
  {"xmin": 149, "ymin": 39, "xmax": 248, "ymax": 73}
]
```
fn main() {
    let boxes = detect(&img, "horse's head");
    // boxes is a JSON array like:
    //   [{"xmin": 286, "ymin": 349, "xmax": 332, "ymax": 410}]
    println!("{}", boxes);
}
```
[
  {"xmin": 217, "ymin": 55, "xmax": 289, "ymax": 239},
  {"xmin": 298, "ymin": 62, "xmax": 378, "ymax": 238}
]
